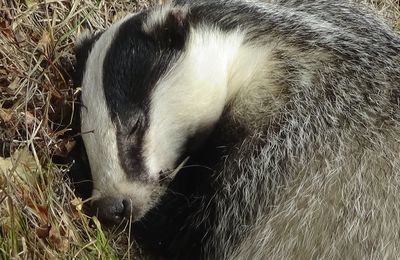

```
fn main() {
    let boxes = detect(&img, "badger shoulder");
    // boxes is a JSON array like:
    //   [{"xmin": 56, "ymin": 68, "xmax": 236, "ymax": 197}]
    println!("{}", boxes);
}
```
[{"xmin": 172, "ymin": 1, "xmax": 400, "ymax": 259}]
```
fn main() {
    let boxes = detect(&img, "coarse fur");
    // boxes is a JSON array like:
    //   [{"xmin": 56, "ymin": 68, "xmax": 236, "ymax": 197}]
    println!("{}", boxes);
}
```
[{"xmin": 74, "ymin": 0, "xmax": 400, "ymax": 259}]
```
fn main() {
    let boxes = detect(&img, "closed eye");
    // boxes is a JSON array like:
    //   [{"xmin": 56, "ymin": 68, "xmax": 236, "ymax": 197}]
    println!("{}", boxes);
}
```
[{"xmin": 129, "ymin": 116, "xmax": 142, "ymax": 136}]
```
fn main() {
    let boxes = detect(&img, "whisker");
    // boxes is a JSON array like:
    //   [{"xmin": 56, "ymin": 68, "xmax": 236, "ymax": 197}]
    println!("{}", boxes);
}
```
[{"xmin": 159, "ymin": 157, "xmax": 189, "ymax": 184}]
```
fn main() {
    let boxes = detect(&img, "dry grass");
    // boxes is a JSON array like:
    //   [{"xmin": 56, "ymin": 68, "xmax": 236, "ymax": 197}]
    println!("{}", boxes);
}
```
[
  {"xmin": 0, "ymin": 0, "xmax": 399, "ymax": 259},
  {"xmin": 0, "ymin": 0, "xmax": 154, "ymax": 258},
  {"xmin": 362, "ymin": 0, "xmax": 400, "ymax": 26}
]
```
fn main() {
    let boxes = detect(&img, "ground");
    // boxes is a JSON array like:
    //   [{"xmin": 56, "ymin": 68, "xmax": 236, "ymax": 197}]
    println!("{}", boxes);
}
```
[{"xmin": 0, "ymin": 0, "xmax": 399, "ymax": 259}]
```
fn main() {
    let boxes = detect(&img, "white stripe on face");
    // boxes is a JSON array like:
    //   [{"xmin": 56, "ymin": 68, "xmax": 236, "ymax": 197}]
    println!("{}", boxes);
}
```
[
  {"xmin": 143, "ymin": 27, "xmax": 246, "ymax": 178},
  {"xmin": 80, "ymin": 15, "xmax": 138, "ymax": 197},
  {"xmin": 80, "ymin": 14, "xmax": 166, "ymax": 220}
]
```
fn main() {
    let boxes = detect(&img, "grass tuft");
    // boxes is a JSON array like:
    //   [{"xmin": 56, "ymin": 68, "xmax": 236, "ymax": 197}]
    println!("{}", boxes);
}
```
[{"xmin": 0, "ymin": 0, "xmax": 154, "ymax": 258}]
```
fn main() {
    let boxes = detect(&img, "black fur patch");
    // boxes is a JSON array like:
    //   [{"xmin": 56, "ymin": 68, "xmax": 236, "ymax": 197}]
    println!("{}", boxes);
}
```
[
  {"xmin": 102, "ymin": 11, "xmax": 189, "ymax": 179},
  {"xmin": 145, "ymin": 6, "xmax": 189, "ymax": 50}
]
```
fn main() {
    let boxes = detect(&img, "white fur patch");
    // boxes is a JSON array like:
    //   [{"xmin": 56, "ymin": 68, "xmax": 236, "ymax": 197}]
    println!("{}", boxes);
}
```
[
  {"xmin": 75, "ymin": 29, "xmax": 95, "ymax": 46},
  {"xmin": 143, "ymin": 26, "xmax": 275, "ymax": 177},
  {"xmin": 143, "ymin": 5, "xmax": 169, "ymax": 33},
  {"xmin": 81, "ymin": 16, "xmax": 128, "ymax": 197}
]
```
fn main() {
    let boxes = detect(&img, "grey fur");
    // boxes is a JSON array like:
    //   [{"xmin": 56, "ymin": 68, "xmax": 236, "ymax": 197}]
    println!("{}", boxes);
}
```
[
  {"xmin": 79, "ymin": 0, "xmax": 400, "ymax": 259},
  {"xmin": 197, "ymin": 1, "xmax": 400, "ymax": 259}
]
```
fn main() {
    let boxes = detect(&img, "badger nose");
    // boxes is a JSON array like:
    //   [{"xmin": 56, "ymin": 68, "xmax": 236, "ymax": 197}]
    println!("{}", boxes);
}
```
[{"xmin": 91, "ymin": 196, "xmax": 132, "ymax": 226}]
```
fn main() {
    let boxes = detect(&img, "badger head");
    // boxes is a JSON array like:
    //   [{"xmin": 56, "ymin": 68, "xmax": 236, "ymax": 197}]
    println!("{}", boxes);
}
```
[{"xmin": 74, "ymin": 4, "xmax": 235, "ymax": 226}]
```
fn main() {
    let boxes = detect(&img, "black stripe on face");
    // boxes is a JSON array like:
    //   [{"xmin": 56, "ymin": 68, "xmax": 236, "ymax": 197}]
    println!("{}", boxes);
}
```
[{"xmin": 102, "ymin": 10, "xmax": 189, "ymax": 180}]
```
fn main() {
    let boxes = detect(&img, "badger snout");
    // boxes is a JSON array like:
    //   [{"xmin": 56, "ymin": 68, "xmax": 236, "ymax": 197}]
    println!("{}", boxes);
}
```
[{"xmin": 91, "ymin": 196, "xmax": 134, "ymax": 226}]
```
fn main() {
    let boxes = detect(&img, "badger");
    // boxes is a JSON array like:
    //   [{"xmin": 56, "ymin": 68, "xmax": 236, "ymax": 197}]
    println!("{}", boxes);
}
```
[{"xmin": 73, "ymin": 0, "xmax": 400, "ymax": 259}]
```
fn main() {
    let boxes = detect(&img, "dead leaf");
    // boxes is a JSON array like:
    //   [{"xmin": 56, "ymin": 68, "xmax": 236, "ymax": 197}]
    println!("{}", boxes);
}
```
[
  {"xmin": 0, "ymin": 68, "xmax": 7, "ymax": 77},
  {"xmin": 7, "ymin": 77, "xmax": 20, "ymax": 90},
  {"xmin": 36, "ymin": 204, "xmax": 49, "ymax": 223},
  {"xmin": 69, "ymin": 197, "xmax": 83, "ymax": 220},
  {"xmin": 0, "ymin": 173, "xmax": 4, "ymax": 186},
  {"xmin": 14, "ymin": 30, "xmax": 25, "ymax": 44},
  {"xmin": 21, "ymin": 188, "xmax": 35, "ymax": 208},
  {"xmin": 49, "ymin": 225, "xmax": 69, "ymax": 252},
  {"xmin": 0, "ymin": 109, "xmax": 12, "ymax": 123},
  {"xmin": 38, "ymin": 30, "xmax": 51, "ymax": 54},
  {"xmin": 54, "ymin": 139, "xmax": 76, "ymax": 158},
  {"xmin": 0, "ymin": 147, "xmax": 39, "ymax": 184},
  {"xmin": 22, "ymin": 111, "xmax": 37, "ymax": 126},
  {"xmin": 70, "ymin": 197, "xmax": 83, "ymax": 212},
  {"xmin": 36, "ymin": 224, "xmax": 51, "ymax": 239},
  {"xmin": 0, "ymin": 154, "xmax": 15, "ymax": 174},
  {"xmin": 0, "ymin": 20, "xmax": 13, "ymax": 39},
  {"xmin": 21, "ymin": 190, "xmax": 49, "ymax": 223},
  {"xmin": 25, "ymin": 0, "xmax": 38, "ymax": 8}
]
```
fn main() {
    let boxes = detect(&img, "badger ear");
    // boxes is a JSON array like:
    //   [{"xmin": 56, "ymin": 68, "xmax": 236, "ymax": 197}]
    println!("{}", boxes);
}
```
[
  {"xmin": 143, "ymin": 5, "xmax": 189, "ymax": 50},
  {"xmin": 73, "ymin": 31, "xmax": 102, "ymax": 87}
]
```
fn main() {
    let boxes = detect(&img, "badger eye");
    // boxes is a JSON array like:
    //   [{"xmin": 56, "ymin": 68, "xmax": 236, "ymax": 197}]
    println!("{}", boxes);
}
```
[{"xmin": 129, "ymin": 116, "xmax": 142, "ymax": 136}]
